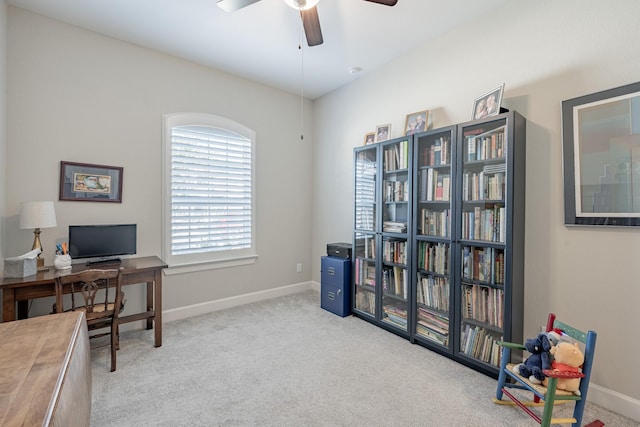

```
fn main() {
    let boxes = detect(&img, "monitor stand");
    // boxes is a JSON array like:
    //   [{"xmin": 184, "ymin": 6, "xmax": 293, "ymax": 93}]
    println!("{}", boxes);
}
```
[{"xmin": 86, "ymin": 257, "xmax": 122, "ymax": 266}]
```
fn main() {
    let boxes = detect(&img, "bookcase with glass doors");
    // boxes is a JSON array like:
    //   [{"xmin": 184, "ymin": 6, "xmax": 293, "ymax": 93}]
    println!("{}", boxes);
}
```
[
  {"xmin": 353, "ymin": 135, "xmax": 412, "ymax": 338},
  {"xmin": 453, "ymin": 111, "xmax": 525, "ymax": 376},
  {"xmin": 412, "ymin": 125, "xmax": 457, "ymax": 353},
  {"xmin": 353, "ymin": 111, "xmax": 525, "ymax": 377}
]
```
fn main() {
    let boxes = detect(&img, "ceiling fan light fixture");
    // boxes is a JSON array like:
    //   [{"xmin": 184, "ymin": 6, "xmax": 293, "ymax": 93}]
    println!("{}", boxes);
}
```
[{"xmin": 284, "ymin": 0, "xmax": 320, "ymax": 11}]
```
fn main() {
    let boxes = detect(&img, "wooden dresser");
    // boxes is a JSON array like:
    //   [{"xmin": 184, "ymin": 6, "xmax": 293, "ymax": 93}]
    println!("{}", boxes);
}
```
[{"xmin": 0, "ymin": 311, "xmax": 91, "ymax": 426}]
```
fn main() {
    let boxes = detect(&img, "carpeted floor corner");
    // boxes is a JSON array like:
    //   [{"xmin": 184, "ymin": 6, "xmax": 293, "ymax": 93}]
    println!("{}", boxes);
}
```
[{"xmin": 90, "ymin": 290, "xmax": 638, "ymax": 427}]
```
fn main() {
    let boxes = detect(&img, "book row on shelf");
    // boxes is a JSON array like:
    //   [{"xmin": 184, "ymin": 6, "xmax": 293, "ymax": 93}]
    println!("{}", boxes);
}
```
[
  {"xmin": 461, "ymin": 284, "xmax": 504, "ymax": 328},
  {"xmin": 462, "ymin": 246, "xmax": 505, "ymax": 284},
  {"xmin": 419, "ymin": 208, "xmax": 451, "ymax": 237},
  {"xmin": 417, "ymin": 241, "xmax": 449, "ymax": 274},
  {"xmin": 382, "ymin": 266, "xmax": 408, "ymax": 299},
  {"xmin": 465, "ymin": 126, "xmax": 506, "ymax": 162},
  {"xmin": 355, "ymin": 259, "xmax": 376, "ymax": 287},
  {"xmin": 383, "ymin": 303, "xmax": 408, "ymax": 328},
  {"xmin": 421, "ymin": 136, "xmax": 451, "ymax": 166},
  {"xmin": 384, "ymin": 180, "xmax": 409, "ymax": 202},
  {"xmin": 419, "ymin": 169, "xmax": 451, "ymax": 202},
  {"xmin": 416, "ymin": 274, "xmax": 450, "ymax": 312},
  {"xmin": 383, "ymin": 239, "xmax": 407, "ymax": 264},
  {"xmin": 383, "ymin": 221, "xmax": 407, "ymax": 233},
  {"xmin": 416, "ymin": 307, "xmax": 450, "ymax": 345},
  {"xmin": 360, "ymin": 236, "xmax": 376, "ymax": 259},
  {"xmin": 461, "ymin": 205, "xmax": 506, "ymax": 243},
  {"xmin": 460, "ymin": 323, "xmax": 502, "ymax": 367},
  {"xmin": 383, "ymin": 139, "xmax": 409, "ymax": 172},
  {"xmin": 355, "ymin": 290, "xmax": 375, "ymax": 314},
  {"xmin": 461, "ymin": 170, "xmax": 505, "ymax": 201}
]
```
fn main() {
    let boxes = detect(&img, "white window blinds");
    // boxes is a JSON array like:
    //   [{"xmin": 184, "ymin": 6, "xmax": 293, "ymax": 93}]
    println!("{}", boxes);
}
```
[{"xmin": 170, "ymin": 125, "xmax": 252, "ymax": 256}]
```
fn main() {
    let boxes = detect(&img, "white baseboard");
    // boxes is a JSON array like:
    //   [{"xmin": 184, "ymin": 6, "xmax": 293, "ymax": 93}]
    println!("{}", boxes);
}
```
[
  {"xmin": 162, "ymin": 281, "xmax": 317, "ymax": 323},
  {"xmin": 589, "ymin": 383, "xmax": 640, "ymax": 422}
]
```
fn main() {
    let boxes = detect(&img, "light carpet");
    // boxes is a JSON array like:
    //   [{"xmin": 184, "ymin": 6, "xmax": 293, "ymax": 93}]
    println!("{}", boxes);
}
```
[{"xmin": 90, "ymin": 290, "xmax": 638, "ymax": 426}]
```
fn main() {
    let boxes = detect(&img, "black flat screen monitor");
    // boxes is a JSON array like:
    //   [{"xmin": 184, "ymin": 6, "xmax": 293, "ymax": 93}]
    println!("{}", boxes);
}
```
[{"xmin": 68, "ymin": 224, "xmax": 137, "ymax": 262}]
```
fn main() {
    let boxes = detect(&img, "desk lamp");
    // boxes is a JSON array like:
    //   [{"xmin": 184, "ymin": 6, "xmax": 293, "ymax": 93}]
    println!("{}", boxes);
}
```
[{"xmin": 19, "ymin": 201, "xmax": 57, "ymax": 270}]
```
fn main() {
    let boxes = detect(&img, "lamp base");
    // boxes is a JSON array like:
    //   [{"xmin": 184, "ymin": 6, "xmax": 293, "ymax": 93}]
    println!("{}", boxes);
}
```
[{"xmin": 36, "ymin": 257, "xmax": 48, "ymax": 271}]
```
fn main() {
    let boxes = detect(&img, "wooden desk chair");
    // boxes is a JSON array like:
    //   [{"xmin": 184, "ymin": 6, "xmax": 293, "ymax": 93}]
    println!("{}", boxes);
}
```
[
  {"xmin": 493, "ymin": 313, "xmax": 599, "ymax": 427},
  {"xmin": 54, "ymin": 267, "xmax": 125, "ymax": 372}
]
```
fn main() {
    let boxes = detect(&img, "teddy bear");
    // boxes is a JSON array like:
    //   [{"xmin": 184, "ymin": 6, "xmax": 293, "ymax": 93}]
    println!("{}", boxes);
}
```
[
  {"xmin": 512, "ymin": 332, "xmax": 553, "ymax": 384},
  {"xmin": 543, "ymin": 341, "xmax": 585, "ymax": 395}
]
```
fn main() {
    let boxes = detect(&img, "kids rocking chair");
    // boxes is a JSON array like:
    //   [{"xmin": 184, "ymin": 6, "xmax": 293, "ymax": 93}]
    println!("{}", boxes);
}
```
[{"xmin": 493, "ymin": 313, "xmax": 601, "ymax": 427}]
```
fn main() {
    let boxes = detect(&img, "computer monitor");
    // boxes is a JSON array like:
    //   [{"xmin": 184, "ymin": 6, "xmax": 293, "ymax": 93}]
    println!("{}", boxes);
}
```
[{"xmin": 68, "ymin": 224, "xmax": 136, "ymax": 263}]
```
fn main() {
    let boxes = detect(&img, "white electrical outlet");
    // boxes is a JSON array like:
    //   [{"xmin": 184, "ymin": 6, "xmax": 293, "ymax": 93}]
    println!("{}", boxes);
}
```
[{"xmin": 296, "ymin": 263, "xmax": 302, "ymax": 273}]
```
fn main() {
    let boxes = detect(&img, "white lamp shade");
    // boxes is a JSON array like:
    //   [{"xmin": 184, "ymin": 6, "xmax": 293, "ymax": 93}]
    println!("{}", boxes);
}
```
[
  {"xmin": 19, "ymin": 201, "xmax": 57, "ymax": 229},
  {"xmin": 283, "ymin": 0, "xmax": 320, "ymax": 10}
]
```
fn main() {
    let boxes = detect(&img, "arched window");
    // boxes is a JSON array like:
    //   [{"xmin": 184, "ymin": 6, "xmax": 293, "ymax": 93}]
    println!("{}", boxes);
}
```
[{"xmin": 162, "ymin": 113, "xmax": 256, "ymax": 272}]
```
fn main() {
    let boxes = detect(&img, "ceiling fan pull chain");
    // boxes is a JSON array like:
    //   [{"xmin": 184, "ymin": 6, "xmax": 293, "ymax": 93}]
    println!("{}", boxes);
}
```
[{"xmin": 299, "ymin": 27, "xmax": 305, "ymax": 141}]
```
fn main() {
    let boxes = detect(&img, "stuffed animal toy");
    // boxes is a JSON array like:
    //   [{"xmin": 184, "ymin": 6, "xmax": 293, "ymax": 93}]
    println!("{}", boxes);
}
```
[
  {"xmin": 543, "ymin": 341, "xmax": 585, "ymax": 395},
  {"xmin": 546, "ymin": 328, "xmax": 564, "ymax": 347},
  {"xmin": 512, "ymin": 332, "xmax": 553, "ymax": 384}
]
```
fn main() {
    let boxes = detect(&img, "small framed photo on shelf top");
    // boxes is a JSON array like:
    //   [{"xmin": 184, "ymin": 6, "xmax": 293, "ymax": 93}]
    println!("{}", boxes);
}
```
[
  {"xmin": 472, "ymin": 83, "xmax": 504, "ymax": 120},
  {"xmin": 375, "ymin": 124, "xmax": 391, "ymax": 142},
  {"xmin": 404, "ymin": 110, "xmax": 429, "ymax": 135},
  {"xmin": 363, "ymin": 132, "xmax": 376, "ymax": 145}
]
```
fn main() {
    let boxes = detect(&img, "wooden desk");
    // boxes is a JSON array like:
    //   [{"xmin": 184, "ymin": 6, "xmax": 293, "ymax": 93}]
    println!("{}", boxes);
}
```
[
  {"xmin": 0, "ymin": 312, "xmax": 91, "ymax": 426},
  {"xmin": 0, "ymin": 256, "xmax": 167, "ymax": 347}
]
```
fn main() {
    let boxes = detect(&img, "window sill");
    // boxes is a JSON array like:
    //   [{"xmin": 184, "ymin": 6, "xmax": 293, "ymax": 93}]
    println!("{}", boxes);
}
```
[{"xmin": 163, "ymin": 255, "xmax": 258, "ymax": 276}]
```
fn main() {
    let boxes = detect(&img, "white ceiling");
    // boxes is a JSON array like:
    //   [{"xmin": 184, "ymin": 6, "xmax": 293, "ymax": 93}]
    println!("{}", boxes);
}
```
[{"xmin": 7, "ymin": 0, "xmax": 510, "ymax": 99}]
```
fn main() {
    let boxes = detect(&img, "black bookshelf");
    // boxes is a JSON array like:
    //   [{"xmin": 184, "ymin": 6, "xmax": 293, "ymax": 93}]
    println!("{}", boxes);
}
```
[
  {"xmin": 352, "ymin": 112, "xmax": 525, "ymax": 378},
  {"xmin": 353, "ymin": 136, "xmax": 413, "ymax": 339}
]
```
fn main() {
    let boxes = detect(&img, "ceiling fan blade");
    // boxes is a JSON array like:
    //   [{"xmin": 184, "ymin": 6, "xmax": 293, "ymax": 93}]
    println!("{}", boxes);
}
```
[
  {"xmin": 301, "ymin": 6, "xmax": 324, "ymax": 47},
  {"xmin": 216, "ymin": 0, "xmax": 262, "ymax": 13},
  {"xmin": 363, "ymin": 0, "xmax": 398, "ymax": 6}
]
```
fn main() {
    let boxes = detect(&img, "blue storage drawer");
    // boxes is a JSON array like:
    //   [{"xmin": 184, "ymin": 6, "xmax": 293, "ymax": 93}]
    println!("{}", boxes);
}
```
[{"xmin": 320, "ymin": 256, "xmax": 351, "ymax": 317}]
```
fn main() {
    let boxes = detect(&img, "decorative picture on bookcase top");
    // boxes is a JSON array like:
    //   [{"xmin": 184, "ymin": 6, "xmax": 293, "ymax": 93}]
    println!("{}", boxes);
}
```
[
  {"xmin": 59, "ymin": 161, "xmax": 123, "ymax": 203},
  {"xmin": 404, "ymin": 110, "xmax": 429, "ymax": 135},
  {"xmin": 375, "ymin": 124, "xmax": 391, "ymax": 142},
  {"xmin": 364, "ymin": 132, "xmax": 376, "ymax": 145},
  {"xmin": 472, "ymin": 84, "xmax": 504, "ymax": 120}
]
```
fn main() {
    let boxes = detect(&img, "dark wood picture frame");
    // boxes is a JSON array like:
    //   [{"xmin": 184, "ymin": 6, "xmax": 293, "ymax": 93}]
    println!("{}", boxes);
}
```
[
  {"xmin": 59, "ymin": 161, "xmax": 123, "ymax": 203},
  {"xmin": 562, "ymin": 81, "xmax": 640, "ymax": 226}
]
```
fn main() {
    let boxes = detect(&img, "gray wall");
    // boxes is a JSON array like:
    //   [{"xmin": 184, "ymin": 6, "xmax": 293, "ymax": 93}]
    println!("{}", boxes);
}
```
[
  {"xmin": 4, "ymin": 7, "xmax": 313, "ymax": 320},
  {"xmin": 2, "ymin": 0, "xmax": 640, "ymax": 421},
  {"xmin": 311, "ymin": 0, "xmax": 640, "ymax": 419}
]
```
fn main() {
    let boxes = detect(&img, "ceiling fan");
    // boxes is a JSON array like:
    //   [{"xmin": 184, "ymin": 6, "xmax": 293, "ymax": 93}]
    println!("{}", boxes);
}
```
[{"xmin": 217, "ymin": 0, "xmax": 398, "ymax": 47}]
